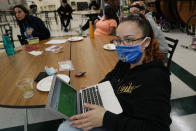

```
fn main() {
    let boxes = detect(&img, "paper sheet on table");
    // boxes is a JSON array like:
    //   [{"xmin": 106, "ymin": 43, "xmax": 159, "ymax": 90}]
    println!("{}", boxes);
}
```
[
  {"xmin": 45, "ymin": 45, "xmax": 63, "ymax": 52},
  {"xmin": 28, "ymin": 51, "xmax": 43, "ymax": 56},
  {"xmin": 45, "ymin": 40, "xmax": 68, "ymax": 44}
]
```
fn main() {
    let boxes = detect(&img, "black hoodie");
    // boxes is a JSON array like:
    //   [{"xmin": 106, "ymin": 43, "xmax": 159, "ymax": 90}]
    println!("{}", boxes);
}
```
[
  {"xmin": 100, "ymin": 60, "xmax": 171, "ymax": 131},
  {"xmin": 18, "ymin": 15, "xmax": 50, "ymax": 40}
]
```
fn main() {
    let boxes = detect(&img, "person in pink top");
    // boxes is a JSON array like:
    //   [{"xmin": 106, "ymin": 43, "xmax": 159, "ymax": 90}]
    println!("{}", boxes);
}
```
[{"xmin": 94, "ymin": 5, "xmax": 119, "ymax": 36}]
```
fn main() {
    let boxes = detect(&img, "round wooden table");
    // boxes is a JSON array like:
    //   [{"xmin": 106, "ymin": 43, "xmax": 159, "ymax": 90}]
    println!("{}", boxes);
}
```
[{"xmin": 0, "ymin": 35, "xmax": 118, "ymax": 130}]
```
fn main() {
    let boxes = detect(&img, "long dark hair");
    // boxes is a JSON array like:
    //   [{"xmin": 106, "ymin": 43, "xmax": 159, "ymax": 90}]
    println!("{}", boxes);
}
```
[
  {"xmin": 13, "ymin": 4, "xmax": 29, "ymax": 23},
  {"xmin": 121, "ymin": 14, "xmax": 164, "ymax": 63},
  {"xmin": 104, "ymin": 5, "xmax": 119, "ymax": 25}
]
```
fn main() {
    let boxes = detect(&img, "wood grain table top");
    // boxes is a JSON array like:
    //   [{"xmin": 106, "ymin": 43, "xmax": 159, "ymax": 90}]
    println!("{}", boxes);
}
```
[
  {"xmin": 0, "ymin": 35, "xmax": 118, "ymax": 108},
  {"xmin": 70, "ymin": 36, "xmax": 118, "ymax": 89},
  {"xmin": 0, "ymin": 38, "xmax": 70, "ymax": 108}
]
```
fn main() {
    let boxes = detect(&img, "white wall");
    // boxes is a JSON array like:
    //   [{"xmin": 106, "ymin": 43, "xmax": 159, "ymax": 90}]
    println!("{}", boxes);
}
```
[
  {"xmin": 0, "ymin": 0, "xmax": 27, "ymax": 10},
  {"xmin": 27, "ymin": 0, "xmax": 61, "ymax": 12},
  {"xmin": 28, "ymin": 0, "xmax": 91, "ymax": 12}
]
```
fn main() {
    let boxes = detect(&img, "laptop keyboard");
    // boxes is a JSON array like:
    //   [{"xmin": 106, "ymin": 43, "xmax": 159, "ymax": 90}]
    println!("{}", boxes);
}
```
[{"xmin": 81, "ymin": 86, "xmax": 103, "ymax": 113}]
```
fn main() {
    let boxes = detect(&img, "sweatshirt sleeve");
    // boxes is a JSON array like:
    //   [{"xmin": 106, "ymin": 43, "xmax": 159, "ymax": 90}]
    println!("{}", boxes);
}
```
[
  {"xmin": 103, "ymin": 111, "xmax": 148, "ymax": 131},
  {"xmin": 68, "ymin": 4, "xmax": 73, "ymax": 13},
  {"xmin": 57, "ymin": 7, "xmax": 61, "ymax": 16},
  {"xmin": 99, "ymin": 61, "xmax": 121, "ymax": 83},
  {"xmin": 32, "ymin": 17, "xmax": 50, "ymax": 40},
  {"xmin": 100, "ymin": 61, "xmax": 130, "ymax": 83},
  {"xmin": 19, "ymin": 24, "xmax": 24, "ymax": 35}
]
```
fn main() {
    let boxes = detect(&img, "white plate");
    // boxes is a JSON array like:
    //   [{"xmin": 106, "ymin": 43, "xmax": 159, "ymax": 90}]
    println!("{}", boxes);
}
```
[
  {"xmin": 36, "ymin": 74, "xmax": 70, "ymax": 92},
  {"xmin": 103, "ymin": 44, "xmax": 116, "ymax": 50},
  {"xmin": 68, "ymin": 36, "xmax": 83, "ymax": 42}
]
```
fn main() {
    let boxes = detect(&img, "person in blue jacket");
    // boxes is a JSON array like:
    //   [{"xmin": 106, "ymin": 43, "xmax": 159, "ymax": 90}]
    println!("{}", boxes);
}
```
[{"xmin": 13, "ymin": 5, "xmax": 50, "ymax": 44}]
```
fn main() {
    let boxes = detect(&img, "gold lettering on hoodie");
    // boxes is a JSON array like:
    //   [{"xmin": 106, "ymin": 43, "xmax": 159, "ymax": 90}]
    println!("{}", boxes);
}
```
[{"xmin": 117, "ymin": 82, "xmax": 140, "ymax": 94}]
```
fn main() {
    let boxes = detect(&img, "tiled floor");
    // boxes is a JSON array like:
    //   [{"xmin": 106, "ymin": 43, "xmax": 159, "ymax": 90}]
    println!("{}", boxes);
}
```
[{"xmin": 0, "ymin": 14, "xmax": 196, "ymax": 131}]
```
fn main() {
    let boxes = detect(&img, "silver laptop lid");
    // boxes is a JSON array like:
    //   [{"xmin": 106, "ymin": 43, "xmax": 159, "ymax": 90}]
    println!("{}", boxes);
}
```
[{"xmin": 46, "ymin": 75, "xmax": 80, "ymax": 119}]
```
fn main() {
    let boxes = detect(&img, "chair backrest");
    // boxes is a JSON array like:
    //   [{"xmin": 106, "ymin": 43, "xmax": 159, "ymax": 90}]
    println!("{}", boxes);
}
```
[
  {"xmin": 71, "ymin": 1, "xmax": 76, "ymax": 6},
  {"xmin": 17, "ymin": 35, "xmax": 28, "ymax": 45},
  {"xmin": 77, "ymin": 2, "xmax": 88, "ymax": 11},
  {"xmin": 165, "ymin": 36, "xmax": 179, "ymax": 70},
  {"xmin": 0, "ymin": 24, "xmax": 14, "ymax": 48}
]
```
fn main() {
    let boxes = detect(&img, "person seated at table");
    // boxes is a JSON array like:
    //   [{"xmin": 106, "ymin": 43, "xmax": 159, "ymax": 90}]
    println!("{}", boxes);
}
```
[
  {"xmin": 58, "ymin": 14, "xmax": 171, "ymax": 131},
  {"xmin": 29, "ymin": 1, "xmax": 37, "ymax": 14},
  {"xmin": 76, "ymin": 0, "xmax": 99, "ymax": 34},
  {"xmin": 57, "ymin": 0, "xmax": 73, "ymax": 32},
  {"xmin": 129, "ymin": 1, "xmax": 169, "ymax": 62},
  {"xmin": 13, "ymin": 5, "xmax": 50, "ymax": 44},
  {"xmin": 104, "ymin": 0, "xmax": 120, "ymax": 16},
  {"xmin": 94, "ymin": 5, "xmax": 118, "ymax": 36}
]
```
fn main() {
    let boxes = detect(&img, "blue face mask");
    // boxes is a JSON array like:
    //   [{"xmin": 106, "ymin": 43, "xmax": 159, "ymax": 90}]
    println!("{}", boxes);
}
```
[{"xmin": 116, "ymin": 44, "xmax": 143, "ymax": 64}]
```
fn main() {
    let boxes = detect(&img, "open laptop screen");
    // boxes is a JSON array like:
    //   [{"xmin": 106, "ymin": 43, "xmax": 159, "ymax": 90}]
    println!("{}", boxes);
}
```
[{"xmin": 51, "ymin": 78, "xmax": 77, "ymax": 117}]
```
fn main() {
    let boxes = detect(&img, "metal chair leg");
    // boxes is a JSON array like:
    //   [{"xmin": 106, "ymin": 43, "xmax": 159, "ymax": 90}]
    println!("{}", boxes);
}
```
[{"xmin": 24, "ymin": 108, "xmax": 28, "ymax": 131}]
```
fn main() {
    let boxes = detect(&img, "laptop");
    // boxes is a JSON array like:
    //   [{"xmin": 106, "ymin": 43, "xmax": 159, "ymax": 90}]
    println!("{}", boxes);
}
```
[{"xmin": 46, "ymin": 75, "xmax": 122, "ymax": 119}]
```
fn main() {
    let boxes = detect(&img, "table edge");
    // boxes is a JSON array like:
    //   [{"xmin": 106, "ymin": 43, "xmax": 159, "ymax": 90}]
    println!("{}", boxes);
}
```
[{"xmin": 0, "ymin": 104, "xmax": 45, "ymax": 109}]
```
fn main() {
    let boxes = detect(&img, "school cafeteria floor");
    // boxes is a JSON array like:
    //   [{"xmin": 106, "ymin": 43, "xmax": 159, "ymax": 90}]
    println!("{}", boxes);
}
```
[{"xmin": 0, "ymin": 14, "xmax": 196, "ymax": 131}]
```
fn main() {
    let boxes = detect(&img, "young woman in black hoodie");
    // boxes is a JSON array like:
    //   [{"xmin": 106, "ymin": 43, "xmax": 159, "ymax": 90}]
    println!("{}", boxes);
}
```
[
  {"xmin": 13, "ymin": 5, "xmax": 50, "ymax": 43},
  {"xmin": 58, "ymin": 14, "xmax": 171, "ymax": 131}
]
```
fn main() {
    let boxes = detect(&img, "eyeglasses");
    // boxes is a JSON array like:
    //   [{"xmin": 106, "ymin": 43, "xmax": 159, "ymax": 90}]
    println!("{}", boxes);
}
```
[{"xmin": 112, "ymin": 36, "xmax": 145, "ymax": 46}]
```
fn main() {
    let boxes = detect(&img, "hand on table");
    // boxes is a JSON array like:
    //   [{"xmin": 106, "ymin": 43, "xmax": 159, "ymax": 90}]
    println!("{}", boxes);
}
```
[{"xmin": 69, "ymin": 103, "xmax": 106, "ymax": 131}]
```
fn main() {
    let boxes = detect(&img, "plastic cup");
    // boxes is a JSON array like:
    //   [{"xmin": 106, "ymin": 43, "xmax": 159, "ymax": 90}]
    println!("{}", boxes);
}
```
[
  {"xmin": 27, "ymin": 37, "xmax": 39, "ymax": 45},
  {"xmin": 16, "ymin": 78, "xmax": 34, "ymax": 99}
]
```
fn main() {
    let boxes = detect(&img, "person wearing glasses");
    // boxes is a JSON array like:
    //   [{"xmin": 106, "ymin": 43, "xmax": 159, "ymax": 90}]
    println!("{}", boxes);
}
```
[
  {"xmin": 58, "ymin": 14, "xmax": 171, "ymax": 131},
  {"xmin": 129, "ymin": 1, "xmax": 169, "ymax": 63}
]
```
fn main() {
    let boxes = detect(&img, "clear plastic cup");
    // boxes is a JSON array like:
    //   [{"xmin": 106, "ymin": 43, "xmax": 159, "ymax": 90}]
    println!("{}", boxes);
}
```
[
  {"xmin": 16, "ymin": 78, "xmax": 34, "ymax": 99},
  {"xmin": 27, "ymin": 37, "xmax": 39, "ymax": 45}
]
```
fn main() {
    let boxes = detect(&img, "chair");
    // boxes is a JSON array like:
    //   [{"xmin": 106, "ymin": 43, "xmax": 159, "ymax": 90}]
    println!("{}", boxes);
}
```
[
  {"xmin": 77, "ymin": 2, "xmax": 88, "ymax": 11},
  {"xmin": 0, "ymin": 23, "xmax": 14, "ymax": 48},
  {"xmin": 165, "ymin": 36, "xmax": 179, "ymax": 70},
  {"xmin": 71, "ymin": 1, "xmax": 77, "ymax": 11},
  {"xmin": 71, "ymin": 1, "xmax": 76, "ymax": 6},
  {"xmin": 44, "ymin": 11, "xmax": 51, "ymax": 30}
]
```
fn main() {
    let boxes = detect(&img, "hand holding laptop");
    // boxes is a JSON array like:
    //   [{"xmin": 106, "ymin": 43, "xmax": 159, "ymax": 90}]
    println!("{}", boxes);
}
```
[
  {"xmin": 46, "ymin": 76, "xmax": 122, "ymax": 121},
  {"xmin": 70, "ymin": 103, "xmax": 106, "ymax": 130}
]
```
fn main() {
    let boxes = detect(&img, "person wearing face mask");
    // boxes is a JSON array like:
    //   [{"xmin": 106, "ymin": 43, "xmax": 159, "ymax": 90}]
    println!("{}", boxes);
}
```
[
  {"xmin": 58, "ymin": 14, "xmax": 171, "ymax": 131},
  {"xmin": 13, "ymin": 5, "xmax": 50, "ymax": 44},
  {"xmin": 129, "ymin": 1, "xmax": 169, "ymax": 63}
]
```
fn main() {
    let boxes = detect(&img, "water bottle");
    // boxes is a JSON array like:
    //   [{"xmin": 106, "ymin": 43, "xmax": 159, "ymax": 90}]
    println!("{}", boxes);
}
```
[{"xmin": 2, "ymin": 35, "xmax": 15, "ymax": 56}]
